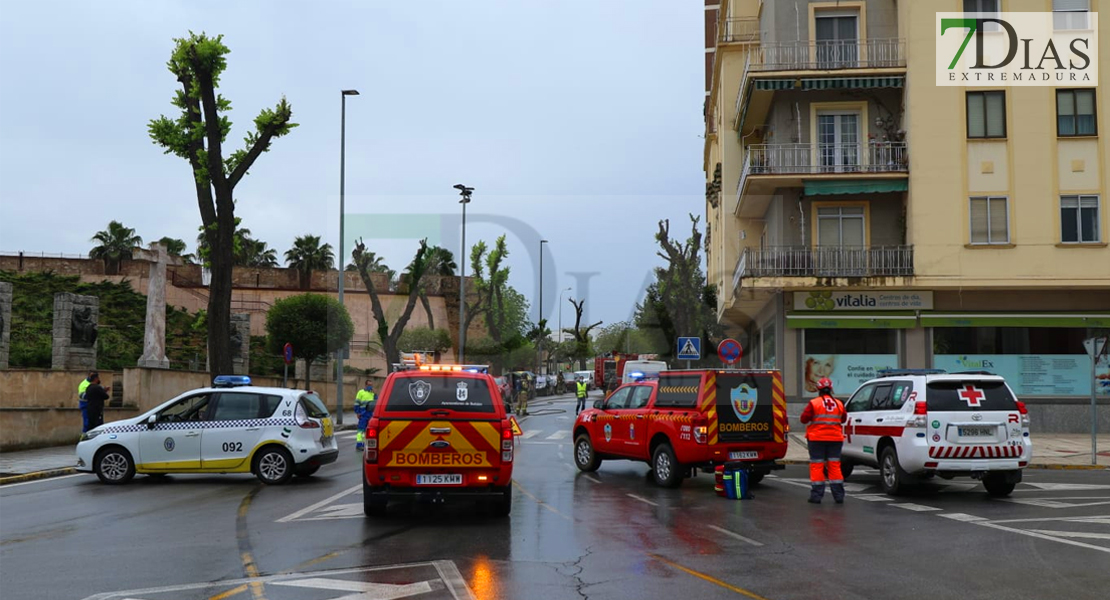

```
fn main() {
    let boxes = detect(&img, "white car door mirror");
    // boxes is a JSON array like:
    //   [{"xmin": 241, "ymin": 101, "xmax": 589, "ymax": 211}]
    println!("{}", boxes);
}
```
[{"xmin": 146, "ymin": 414, "xmax": 158, "ymax": 428}]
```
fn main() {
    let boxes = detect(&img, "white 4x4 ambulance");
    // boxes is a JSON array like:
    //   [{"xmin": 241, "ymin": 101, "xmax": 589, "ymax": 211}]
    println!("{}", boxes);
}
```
[{"xmin": 840, "ymin": 369, "xmax": 1031, "ymax": 496}]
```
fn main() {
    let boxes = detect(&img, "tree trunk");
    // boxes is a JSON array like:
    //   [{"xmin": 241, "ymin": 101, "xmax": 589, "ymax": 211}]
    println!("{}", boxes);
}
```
[
  {"xmin": 304, "ymin": 359, "xmax": 312, "ymax": 393},
  {"xmin": 420, "ymin": 291, "xmax": 434, "ymax": 329},
  {"xmin": 207, "ymin": 247, "xmax": 233, "ymax": 379}
]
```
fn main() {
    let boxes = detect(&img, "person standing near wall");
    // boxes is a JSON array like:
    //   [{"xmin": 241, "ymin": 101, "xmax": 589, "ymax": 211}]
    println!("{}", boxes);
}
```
[
  {"xmin": 83, "ymin": 372, "xmax": 110, "ymax": 431},
  {"xmin": 78, "ymin": 371, "xmax": 94, "ymax": 432}
]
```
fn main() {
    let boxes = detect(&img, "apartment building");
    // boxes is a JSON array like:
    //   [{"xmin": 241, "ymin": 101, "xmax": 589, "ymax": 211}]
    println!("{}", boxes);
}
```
[{"xmin": 704, "ymin": 0, "xmax": 1108, "ymax": 428}]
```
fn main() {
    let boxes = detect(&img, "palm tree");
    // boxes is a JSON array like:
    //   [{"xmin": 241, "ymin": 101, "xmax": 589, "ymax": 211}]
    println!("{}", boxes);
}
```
[
  {"xmin": 358, "ymin": 251, "xmax": 396, "ymax": 291},
  {"xmin": 402, "ymin": 245, "xmax": 456, "ymax": 328},
  {"xmin": 90, "ymin": 221, "xmax": 143, "ymax": 275},
  {"xmin": 240, "ymin": 238, "xmax": 279, "ymax": 267},
  {"xmin": 156, "ymin": 236, "xmax": 195, "ymax": 264},
  {"xmin": 284, "ymin": 234, "xmax": 335, "ymax": 289}
]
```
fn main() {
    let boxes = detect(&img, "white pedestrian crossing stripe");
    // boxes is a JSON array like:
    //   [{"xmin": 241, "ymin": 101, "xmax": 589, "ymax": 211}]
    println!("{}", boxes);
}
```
[
  {"xmin": 520, "ymin": 430, "xmax": 541, "ymax": 439},
  {"xmin": 545, "ymin": 430, "xmax": 570, "ymax": 440}
]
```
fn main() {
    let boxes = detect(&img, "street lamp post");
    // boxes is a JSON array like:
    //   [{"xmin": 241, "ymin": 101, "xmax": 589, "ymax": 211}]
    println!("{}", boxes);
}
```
[
  {"xmin": 558, "ymin": 288, "xmax": 572, "ymax": 343},
  {"xmin": 335, "ymin": 88, "xmax": 359, "ymax": 425},
  {"xmin": 454, "ymin": 184, "xmax": 473, "ymax": 364},
  {"xmin": 537, "ymin": 240, "xmax": 548, "ymax": 374}
]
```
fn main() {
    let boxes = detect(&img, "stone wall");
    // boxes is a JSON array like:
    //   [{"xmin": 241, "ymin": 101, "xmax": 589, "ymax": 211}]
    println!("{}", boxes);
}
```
[{"xmin": 0, "ymin": 367, "xmax": 375, "ymax": 450}]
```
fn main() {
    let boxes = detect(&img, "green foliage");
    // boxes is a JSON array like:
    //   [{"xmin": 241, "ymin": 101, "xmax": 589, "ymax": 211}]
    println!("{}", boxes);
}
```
[
  {"xmin": 0, "ymin": 271, "xmax": 205, "ymax": 370},
  {"xmin": 195, "ymin": 219, "xmax": 277, "ymax": 268},
  {"xmin": 265, "ymin": 294, "xmax": 354, "ymax": 363},
  {"xmin": 397, "ymin": 327, "xmax": 453, "ymax": 354},
  {"xmin": 634, "ymin": 215, "xmax": 723, "ymax": 363},
  {"xmin": 157, "ymin": 236, "xmax": 194, "ymax": 263},
  {"xmin": 284, "ymin": 234, "xmax": 334, "ymax": 289},
  {"xmin": 249, "ymin": 335, "xmax": 285, "ymax": 377},
  {"xmin": 149, "ymin": 32, "xmax": 297, "ymax": 182},
  {"xmin": 593, "ymin": 321, "xmax": 663, "ymax": 356},
  {"xmin": 90, "ymin": 221, "xmax": 143, "ymax": 274}
]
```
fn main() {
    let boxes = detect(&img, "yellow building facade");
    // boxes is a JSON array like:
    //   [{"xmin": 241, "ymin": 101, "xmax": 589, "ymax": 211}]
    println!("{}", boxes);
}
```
[{"xmin": 704, "ymin": 0, "xmax": 1108, "ymax": 429}]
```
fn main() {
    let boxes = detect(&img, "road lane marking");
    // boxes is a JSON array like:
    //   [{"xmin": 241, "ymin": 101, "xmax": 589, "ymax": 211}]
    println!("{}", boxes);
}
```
[
  {"xmin": 82, "ymin": 562, "xmax": 475, "ymax": 600},
  {"xmin": 938, "ymin": 513, "xmax": 987, "ymax": 522},
  {"xmin": 986, "ymin": 514, "xmax": 1110, "ymax": 524},
  {"xmin": 999, "ymin": 496, "xmax": 1110, "ymax": 509},
  {"xmin": 520, "ymin": 430, "xmax": 541, "ymax": 439},
  {"xmin": 853, "ymin": 494, "xmax": 894, "ymax": 502},
  {"xmin": 707, "ymin": 525, "xmax": 763, "ymax": 547},
  {"xmin": 208, "ymin": 584, "xmax": 249, "ymax": 600},
  {"xmin": 276, "ymin": 484, "xmax": 361, "ymax": 522},
  {"xmin": 627, "ymin": 493, "xmax": 659, "ymax": 507},
  {"xmin": 891, "ymin": 503, "xmax": 942, "ymax": 512},
  {"xmin": 545, "ymin": 430, "xmax": 570, "ymax": 440},
  {"xmin": 648, "ymin": 554, "xmax": 773, "ymax": 599},
  {"xmin": 1026, "ymin": 529, "xmax": 1110, "ymax": 540},
  {"xmin": 269, "ymin": 577, "xmax": 434, "ymax": 597},
  {"xmin": 583, "ymin": 473, "xmax": 602, "ymax": 484},
  {"xmin": 235, "ymin": 487, "xmax": 267, "ymax": 600},
  {"xmin": 1023, "ymin": 483, "xmax": 1110, "ymax": 491},
  {"xmin": 279, "ymin": 552, "xmax": 344, "ymax": 574},
  {"xmin": 512, "ymin": 480, "xmax": 573, "ymax": 522},
  {"xmin": 972, "ymin": 521, "xmax": 1110, "ymax": 554}
]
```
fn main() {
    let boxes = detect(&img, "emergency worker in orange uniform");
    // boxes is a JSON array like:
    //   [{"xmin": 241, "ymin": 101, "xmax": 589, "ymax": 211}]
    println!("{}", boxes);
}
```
[{"xmin": 799, "ymin": 377, "xmax": 848, "ymax": 504}]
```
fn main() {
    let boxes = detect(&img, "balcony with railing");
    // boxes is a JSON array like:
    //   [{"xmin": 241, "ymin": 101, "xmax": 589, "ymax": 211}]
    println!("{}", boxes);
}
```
[
  {"xmin": 733, "ymin": 245, "xmax": 914, "ymax": 289},
  {"xmin": 720, "ymin": 18, "xmax": 760, "ymax": 44},
  {"xmin": 735, "ymin": 141, "xmax": 907, "ymax": 214},
  {"xmin": 751, "ymin": 38, "xmax": 905, "ymax": 72}
]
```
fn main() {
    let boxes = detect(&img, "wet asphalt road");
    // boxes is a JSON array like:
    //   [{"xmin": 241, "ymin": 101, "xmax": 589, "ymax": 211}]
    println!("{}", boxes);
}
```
[{"xmin": 2, "ymin": 393, "xmax": 1110, "ymax": 600}]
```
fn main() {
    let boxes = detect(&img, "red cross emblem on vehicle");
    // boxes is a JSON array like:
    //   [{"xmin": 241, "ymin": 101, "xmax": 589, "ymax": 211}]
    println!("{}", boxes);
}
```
[{"xmin": 958, "ymin": 384, "xmax": 985, "ymax": 407}]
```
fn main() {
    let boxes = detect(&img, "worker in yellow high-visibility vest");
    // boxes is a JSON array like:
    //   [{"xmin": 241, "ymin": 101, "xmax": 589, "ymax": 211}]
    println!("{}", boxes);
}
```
[
  {"xmin": 78, "ymin": 371, "xmax": 94, "ymax": 432},
  {"xmin": 354, "ymin": 380, "xmax": 376, "ymax": 451}
]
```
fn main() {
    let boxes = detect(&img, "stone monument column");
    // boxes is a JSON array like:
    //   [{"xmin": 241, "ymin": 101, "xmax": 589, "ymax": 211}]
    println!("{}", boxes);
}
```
[
  {"xmin": 0, "ymin": 281, "xmax": 12, "ymax": 369},
  {"xmin": 134, "ymin": 243, "xmax": 184, "ymax": 369},
  {"xmin": 53, "ymin": 293, "xmax": 99, "ymax": 370},
  {"xmin": 231, "ymin": 313, "xmax": 251, "ymax": 375}
]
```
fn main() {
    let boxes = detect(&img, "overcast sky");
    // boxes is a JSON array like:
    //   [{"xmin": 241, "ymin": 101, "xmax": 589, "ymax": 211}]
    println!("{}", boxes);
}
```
[{"xmin": 0, "ymin": 0, "xmax": 705, "ymax": 329}]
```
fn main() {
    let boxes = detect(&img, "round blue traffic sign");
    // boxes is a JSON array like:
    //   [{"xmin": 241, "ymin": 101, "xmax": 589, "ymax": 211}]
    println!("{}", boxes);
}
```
[
  {"xmin": 283, "ymin": 343, "xmax": 294, "ymax": 364},
  {"xmin": 717, "ymin": 338, "xmax": 742, "ymax": 365}
]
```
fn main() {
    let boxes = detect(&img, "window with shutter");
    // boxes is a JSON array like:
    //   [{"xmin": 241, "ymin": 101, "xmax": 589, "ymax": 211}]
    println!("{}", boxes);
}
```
[
  {"xmin": 970, "ymin": 197, "xmax": 1009, "ymax": 245},
  {"xmin": 1053, "ymin": 0, "xmax": 1089, "ymax": 30},
  {"xmin": 967, "ymin": 91, "xmax": 1006, "ymax": 139}
]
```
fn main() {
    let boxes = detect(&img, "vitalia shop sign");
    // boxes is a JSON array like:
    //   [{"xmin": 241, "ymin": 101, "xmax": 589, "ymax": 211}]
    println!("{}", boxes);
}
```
[{"xmin": 794, "ymin": 291, "xmax": 933, "ymax": 312}]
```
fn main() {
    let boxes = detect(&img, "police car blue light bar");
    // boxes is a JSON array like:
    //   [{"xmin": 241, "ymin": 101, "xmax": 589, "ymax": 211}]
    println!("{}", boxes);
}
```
[{"xmin": 213, "ymin": 375, "xmax": 252, "ymax": 387}]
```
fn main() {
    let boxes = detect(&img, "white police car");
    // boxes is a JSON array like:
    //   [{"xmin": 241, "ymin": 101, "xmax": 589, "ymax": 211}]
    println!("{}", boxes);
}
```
[
  {"xmin": 840, "ymin": 369, "xmax": 1031, "ymax": 496},
  {"xmin": 76, "ymin": 376, "xmax": 339, "ymax": 485}
]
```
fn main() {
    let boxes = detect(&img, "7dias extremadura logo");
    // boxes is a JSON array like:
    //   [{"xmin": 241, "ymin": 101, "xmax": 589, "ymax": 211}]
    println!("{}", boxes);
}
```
[{"xmin": 936, "ymin": 12, "xmax": 1097, "ymax": 86}]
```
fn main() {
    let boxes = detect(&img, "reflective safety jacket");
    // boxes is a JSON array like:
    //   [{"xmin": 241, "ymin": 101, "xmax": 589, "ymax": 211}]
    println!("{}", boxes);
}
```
[
  {"xmin": 800, "ymin": 394, "xmax": 847, "ymax": 442},
  {"xmin": 354, "ymin": 388, "xmax": 376, "ymax": 416},
  {"xmin": 78, "ymin": 378, "xmax": 91, "ymax": 401},
  {"xmin": 576, "ymin": 381, "xmax": 588, "ymax": 399}
]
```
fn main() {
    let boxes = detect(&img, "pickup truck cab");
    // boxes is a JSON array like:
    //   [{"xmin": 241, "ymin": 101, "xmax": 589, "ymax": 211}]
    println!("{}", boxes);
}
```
[{"xmin": 572, "ymin": 370, "xmax": 788, "ymax": 487}]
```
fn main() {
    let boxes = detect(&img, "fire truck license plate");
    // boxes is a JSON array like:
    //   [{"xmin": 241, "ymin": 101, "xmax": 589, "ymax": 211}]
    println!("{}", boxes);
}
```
[
  {"xmin": 416, "ymin": 474, "xmax": 463, "ymax": 485},
  {"xmin": 729, "ymin": 451, "xmax": 759, "ymax": 460}
]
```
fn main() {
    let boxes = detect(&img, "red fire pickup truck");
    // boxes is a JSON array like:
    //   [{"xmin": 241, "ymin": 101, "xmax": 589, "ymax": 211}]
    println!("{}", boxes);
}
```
[{"xmin": 571, "ymin": 370, "xmax": 788, "ymax": 487}]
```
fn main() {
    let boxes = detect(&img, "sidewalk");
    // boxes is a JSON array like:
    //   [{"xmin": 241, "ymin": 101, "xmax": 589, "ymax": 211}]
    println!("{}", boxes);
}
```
[
  {"xmin": 784, "ymin": 433, "xmax": 1110, "ymax": 469},
  {"xmin": 2, "ymin": 428, "xmax": 1106, "ymax": 485},
  {"xmin": 0, "ymin": 410, "xmax": 362, "ymax": 485}
]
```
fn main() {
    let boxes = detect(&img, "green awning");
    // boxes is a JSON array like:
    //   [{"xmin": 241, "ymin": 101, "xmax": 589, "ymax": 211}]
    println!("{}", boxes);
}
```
[
  {"xmin": 921, "ymin": 314, "xmax": 1110, "ymax": 328},
  {"xmin": 804, "ymin": 180, "xmax": 909, "ymax": 196},
  {"xmin": 752, "ymin": 76, "xmax": 905, "ymax": 91},
  {"xmin": 787, "ymin": 315, "xmax": 918, "ymax": 329}
]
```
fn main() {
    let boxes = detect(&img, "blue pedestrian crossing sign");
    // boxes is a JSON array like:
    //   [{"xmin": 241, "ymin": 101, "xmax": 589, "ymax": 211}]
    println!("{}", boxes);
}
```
[{"xmin": 677, "ymin": 337, "xmax": 701, "ymax": 361}]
